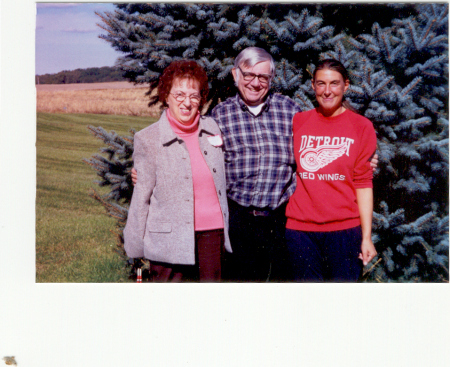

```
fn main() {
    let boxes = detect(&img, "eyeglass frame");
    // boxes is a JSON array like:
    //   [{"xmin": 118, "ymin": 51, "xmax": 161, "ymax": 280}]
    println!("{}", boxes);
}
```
[
  {"xmin": 169, "ymin": 92, "xmax": 202, "ymax": 105},
  {"xmin": 237, "ymin": 66, "xmax": 273, "ymax": 84}
]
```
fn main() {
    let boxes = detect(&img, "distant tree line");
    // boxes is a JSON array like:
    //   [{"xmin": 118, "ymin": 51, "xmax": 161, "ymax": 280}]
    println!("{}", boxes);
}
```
[{"xmin": 35, "ymin": 66, "xmax": 126, "ymax": 84}]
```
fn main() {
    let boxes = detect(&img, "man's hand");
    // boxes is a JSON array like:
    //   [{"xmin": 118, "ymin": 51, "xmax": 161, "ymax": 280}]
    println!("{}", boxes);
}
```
[
  {"xmin": 131, "ymin": 167, "xmax": 137, "ymax": 186},
  {"xmin": 370, "ymin": 153, "xmax": 379, "ymax": 171}
]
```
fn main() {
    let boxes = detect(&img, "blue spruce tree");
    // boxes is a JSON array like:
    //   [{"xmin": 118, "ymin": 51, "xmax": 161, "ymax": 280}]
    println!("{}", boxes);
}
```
[
  {"xmin": 88, "ymin": 3, "xmax": 448, "ymax": 282},
  {"xmin": 340, "ymin": 3, "xmax": 449, "ymax": 281}
]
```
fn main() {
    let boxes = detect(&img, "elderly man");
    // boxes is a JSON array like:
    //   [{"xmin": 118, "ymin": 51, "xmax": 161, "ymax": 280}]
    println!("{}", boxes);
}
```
[
  {"xmin": 210, "ymin": 47, "xmax": 301, "ymax": 281},
  {"xmin": 132, "ymin": 47, "xmax": 377, "ymax": 282}
]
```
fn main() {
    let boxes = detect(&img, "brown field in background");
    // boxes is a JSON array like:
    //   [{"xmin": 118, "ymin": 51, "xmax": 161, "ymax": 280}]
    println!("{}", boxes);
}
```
[{"xmin": 36, "ymin": 81, "xmax": 162, "ymax": 116}]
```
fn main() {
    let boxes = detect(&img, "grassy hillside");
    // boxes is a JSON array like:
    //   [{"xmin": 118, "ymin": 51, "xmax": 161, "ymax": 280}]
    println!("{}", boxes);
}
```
[
  {"xmin": 36, "ymin": 83, "xmax": 158, "ymax": 117},
  {"xmin": 36, "ymin": 112, "xmax": 154, "ymax": 282}
]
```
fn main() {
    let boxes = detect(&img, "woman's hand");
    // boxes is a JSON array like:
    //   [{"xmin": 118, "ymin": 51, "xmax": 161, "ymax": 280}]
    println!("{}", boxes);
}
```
[
  {"xmin": 131, "ymin": 167, "xmax": 137, "ymax": 186},
  {"xmin": 359, "ymin": 238, "xmax": 377, "ymax": 266},
  {"xmin": 370, "ymin": 153, "xmax": 378, "ymax": 171}
]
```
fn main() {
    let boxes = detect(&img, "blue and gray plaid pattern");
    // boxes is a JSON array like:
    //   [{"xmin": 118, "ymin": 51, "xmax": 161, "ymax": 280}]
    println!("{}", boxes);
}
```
[{"xmin": 211, "ymin": 93, "xmax": 302, "ymax": 210}]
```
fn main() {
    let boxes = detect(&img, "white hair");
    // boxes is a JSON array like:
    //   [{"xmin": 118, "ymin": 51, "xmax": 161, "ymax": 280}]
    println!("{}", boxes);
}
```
[{"xmin": 234, "ymin": 47, "xmax": 275, "ymax": 85}]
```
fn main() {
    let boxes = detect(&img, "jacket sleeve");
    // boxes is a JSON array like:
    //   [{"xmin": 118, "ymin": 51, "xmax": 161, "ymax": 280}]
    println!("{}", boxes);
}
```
[{"xmin": 123, "ymin": 132, "xmax": 157, "ymax": 258}]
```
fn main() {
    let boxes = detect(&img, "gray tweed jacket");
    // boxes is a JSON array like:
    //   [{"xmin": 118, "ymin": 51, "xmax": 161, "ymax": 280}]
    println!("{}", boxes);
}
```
[{"xmin": 123, "ymin": 110, "xmax": 231, "ymax": 265}]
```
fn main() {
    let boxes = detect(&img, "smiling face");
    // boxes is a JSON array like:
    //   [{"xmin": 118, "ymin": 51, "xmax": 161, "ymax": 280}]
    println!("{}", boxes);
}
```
[
  {"xmin": 166, "ymin": 77, "xmax": 201, "ymax": 125},
  {"xmin": 312, "ymin": 69, "xmax": 350, "ymax": 117},
  {"xmin": 231, "ymin": 61, "xmax": 271, "ymax": 106}
]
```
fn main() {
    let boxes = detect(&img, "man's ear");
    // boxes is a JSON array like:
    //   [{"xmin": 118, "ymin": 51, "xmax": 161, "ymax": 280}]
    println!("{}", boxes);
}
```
[{"xmin": 231, "ymin": 68, "xmax": 238, "ymax": 83}]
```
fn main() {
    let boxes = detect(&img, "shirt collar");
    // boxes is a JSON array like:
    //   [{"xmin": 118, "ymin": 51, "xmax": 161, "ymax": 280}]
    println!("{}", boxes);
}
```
[{"xmin": 235, "ymin": 93, "xmax": 272, "ymax": 116}]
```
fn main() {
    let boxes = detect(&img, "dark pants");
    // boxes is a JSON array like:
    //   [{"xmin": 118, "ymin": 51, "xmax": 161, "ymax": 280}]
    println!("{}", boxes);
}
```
[
  {"xmin": 148, "ymin": 229, "xmax": 224, "ymax": 282},
  {"xmin": 224, "ymin": 199, "xmax": 290, "ymax": 282},
  {"xmin": 285, "ymin": 226, "xmax": 363, "ymax": 282},
  {"xmin": 196, "ymin": 229, "xmax": 224, "ymax": 282}
]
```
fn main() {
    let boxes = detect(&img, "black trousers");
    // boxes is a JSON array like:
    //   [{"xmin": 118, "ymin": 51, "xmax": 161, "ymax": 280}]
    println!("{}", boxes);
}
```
[
  {"xmin": 223, "ymin": 199, "xmax": 291, "ymax": 282},
  {"xmin": 285, "ymin": 227, "xmax": 363, "ymax": 282}
]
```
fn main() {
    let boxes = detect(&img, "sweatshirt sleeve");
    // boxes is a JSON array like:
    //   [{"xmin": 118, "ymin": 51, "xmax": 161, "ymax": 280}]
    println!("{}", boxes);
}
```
[
  {"xmin": 123, "ymin": 131, "xmax": 157, "ymax": 258},
  {"xmin": 353, "ymin": 119, "xmax": 377, "ymax": 189}
]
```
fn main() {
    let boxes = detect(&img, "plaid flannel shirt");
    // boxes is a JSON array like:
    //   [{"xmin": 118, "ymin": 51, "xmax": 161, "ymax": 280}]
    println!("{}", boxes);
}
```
[{"xmin": 210, "ymin": 93, "xmax": 302, "ymax": 210}]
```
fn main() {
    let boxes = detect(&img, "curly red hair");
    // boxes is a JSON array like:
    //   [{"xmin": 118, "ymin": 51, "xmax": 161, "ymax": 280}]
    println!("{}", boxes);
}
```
[{"xmin": 158, "ymin": 60, "xmax": 209, "ymax": 111}]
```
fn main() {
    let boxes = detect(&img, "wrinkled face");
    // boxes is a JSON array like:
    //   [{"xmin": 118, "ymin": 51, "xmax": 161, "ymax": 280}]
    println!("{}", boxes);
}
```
[
  {"xmin": 166, "ymin": 77, "xmax": 201, "ymax": 125},
  {"xmin": 232, "ymin": 61, "xmax": 271, "ymax": 106},
  {"xmin": 312, "ymin": 69, "xmax": 350, "ymax": 117}
]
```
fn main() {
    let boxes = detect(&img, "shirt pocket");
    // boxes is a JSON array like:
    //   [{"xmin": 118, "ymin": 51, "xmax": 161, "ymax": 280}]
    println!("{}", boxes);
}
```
[
  {"xmin": 147, "ymin": 221, "xmax": 172, "ymax": 233},
  {"xmin": 266, "ymin": 132, "xmax": 295, "ymax": 165}
]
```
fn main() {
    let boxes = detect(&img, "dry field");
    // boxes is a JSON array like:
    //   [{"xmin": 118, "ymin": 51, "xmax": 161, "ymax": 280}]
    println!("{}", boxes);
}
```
[{"xmin": 36, "ymin": 81, "xmax": 162, "ymax": 116}]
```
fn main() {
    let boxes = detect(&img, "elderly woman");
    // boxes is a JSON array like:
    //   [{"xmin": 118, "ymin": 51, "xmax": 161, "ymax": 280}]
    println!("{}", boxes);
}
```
[{"xmin": 124, "ymin": 60, "xmax": 231, "ymax": 282}]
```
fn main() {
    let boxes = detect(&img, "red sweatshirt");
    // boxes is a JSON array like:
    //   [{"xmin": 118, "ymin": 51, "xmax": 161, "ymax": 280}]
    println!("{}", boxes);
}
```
[{"xmin": 286, "ymin": 108, "xmax": 377, "ymax": 232}]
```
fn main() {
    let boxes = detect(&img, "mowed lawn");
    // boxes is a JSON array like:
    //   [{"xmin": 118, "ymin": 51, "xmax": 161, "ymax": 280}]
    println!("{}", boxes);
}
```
[{"xmin": 36, "ymin": 112, "xmax": 154, "ymax": 282}]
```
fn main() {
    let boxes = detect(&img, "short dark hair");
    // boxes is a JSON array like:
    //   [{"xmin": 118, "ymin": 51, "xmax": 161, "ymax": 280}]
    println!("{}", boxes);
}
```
[
  {"xmin": 313, "ymin": 58, "xmax": 349, "ymax": 82},
  {"xmin": 157, "ymin": 60, "xmax": 209, "ymax": 111}
]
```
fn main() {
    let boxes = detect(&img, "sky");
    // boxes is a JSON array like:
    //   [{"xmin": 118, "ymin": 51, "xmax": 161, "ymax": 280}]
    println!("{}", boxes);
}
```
[{"xmin": 35, "ymin": 2, "xmax": 120, "ymax": 75}]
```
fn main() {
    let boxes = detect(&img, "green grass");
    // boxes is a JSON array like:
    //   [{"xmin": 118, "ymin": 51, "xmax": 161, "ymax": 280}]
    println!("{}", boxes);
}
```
[{"xmin": 36, "ymin": 112, "xmax": 155, "ymax": 282}]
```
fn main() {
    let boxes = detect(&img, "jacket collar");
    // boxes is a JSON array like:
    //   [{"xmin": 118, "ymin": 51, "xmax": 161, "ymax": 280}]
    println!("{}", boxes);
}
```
[{"xmin": 159, "ymin": 110, "xmax": 216, "ymax": 147}]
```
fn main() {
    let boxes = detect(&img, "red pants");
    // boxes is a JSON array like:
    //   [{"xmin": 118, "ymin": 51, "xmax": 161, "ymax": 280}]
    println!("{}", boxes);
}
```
[{"xmin": 147, "ymin": 229, "xmax": 225, "ymax": 282}]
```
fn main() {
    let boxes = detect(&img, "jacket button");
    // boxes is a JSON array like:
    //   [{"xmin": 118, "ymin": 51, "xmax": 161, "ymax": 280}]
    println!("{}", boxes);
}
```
[
  {"xmin": 218, "ymin": 190, "xmax": 221, "ymax": 196},
  {"xmin": 213, "ymin": 168, "xmax": 216, "ymax": 173},
  {"xmin": 204, "ymin": 151, "xmax": 208, "ymax": 155}
]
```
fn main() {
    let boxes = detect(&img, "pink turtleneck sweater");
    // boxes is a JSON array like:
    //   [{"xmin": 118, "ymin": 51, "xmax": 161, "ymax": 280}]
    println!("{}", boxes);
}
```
[{"xmin": 167, "ymin": 109, "xmax": 224, "ymax": 232}]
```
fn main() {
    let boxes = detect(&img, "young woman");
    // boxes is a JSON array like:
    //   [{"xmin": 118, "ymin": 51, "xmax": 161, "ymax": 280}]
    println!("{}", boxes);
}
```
[
  {"xmin": 124, "ymin": 60, "xmax": 231, "ymax": 282},
  {"xmin": 285, "ymin": 59, "xmax": 377, "ymax": 282}
]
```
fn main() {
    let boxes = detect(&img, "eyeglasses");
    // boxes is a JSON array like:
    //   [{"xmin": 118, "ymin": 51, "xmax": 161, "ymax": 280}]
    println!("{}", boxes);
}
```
[
  {"xmin": 169, "ymin": 92, "xmax": 201, "ymax": 105},
  {"xmin": 238, "ymin": 66, "xmax": 272, "ymax": 84}
]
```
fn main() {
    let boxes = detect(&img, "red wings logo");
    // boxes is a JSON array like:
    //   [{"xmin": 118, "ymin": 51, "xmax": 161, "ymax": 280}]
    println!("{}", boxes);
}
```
[{"xmin": 300, "ymin": 143, "xmax": 348, "ymax": 172}]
